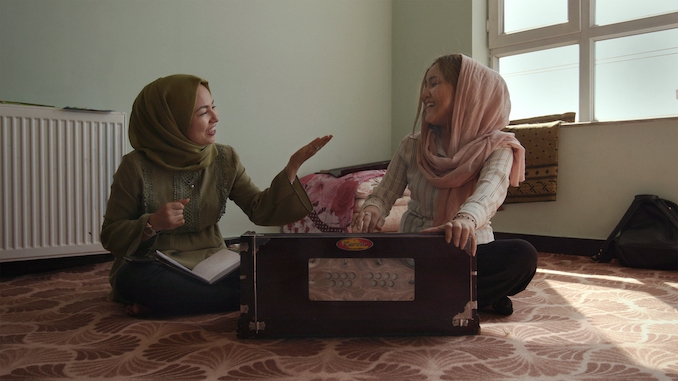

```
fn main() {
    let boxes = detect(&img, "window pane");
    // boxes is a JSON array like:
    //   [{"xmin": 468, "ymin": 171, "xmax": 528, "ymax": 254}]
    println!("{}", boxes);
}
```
[
  {"xmin": 595, "ymin": 0, "xmax": 678, "ymax": 26},
  {"xmin": 499, "ymin": 45, "xmax": 579, "ymax": 121},
  {"xmin": 504, "ymin": 0, "xmax": 568, "ymax": 33},
  {"xmin": 595, "ymin": 28, "xmax": 678, "ymax": 121}
]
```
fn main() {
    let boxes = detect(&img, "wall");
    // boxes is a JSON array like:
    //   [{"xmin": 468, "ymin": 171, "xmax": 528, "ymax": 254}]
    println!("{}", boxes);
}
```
[
  {"xmin": 492, "ymin": 118, "xmax": 678, "ymax": 240},
  {"xmin": 1, "ymin": 0, "xmax": 676, "ymax": 245},
  {"xmin": 0, "ymin": 0, "xmax": 393, "ymax": 237},
  {"xmin": 391, "ymin": 0, "xmax": 481, "ymax": 153}
]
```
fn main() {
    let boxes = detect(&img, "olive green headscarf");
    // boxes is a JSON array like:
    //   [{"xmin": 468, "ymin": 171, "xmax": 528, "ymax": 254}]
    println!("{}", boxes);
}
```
[{"xmin": 129, "ymin": 74, "xmax": 218, "ymax": 171}]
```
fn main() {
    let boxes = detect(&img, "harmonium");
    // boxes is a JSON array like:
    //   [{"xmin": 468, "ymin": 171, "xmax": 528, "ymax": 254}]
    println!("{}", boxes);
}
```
[{"xmin": 236, "ymin": 232, "xmax": 479, "ymax": 339}]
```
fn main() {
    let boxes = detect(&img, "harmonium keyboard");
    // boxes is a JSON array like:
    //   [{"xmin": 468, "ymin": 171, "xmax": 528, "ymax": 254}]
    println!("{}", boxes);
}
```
[{"xmin": 235, "ymin": 232, "xmax": 479, "ymax": 338}]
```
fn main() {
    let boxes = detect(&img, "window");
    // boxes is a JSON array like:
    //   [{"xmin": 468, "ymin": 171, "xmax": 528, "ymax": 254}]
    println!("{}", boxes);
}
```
[{"xmin": 489, "ymin": 0, "xmax": 678, "ymax": 122}]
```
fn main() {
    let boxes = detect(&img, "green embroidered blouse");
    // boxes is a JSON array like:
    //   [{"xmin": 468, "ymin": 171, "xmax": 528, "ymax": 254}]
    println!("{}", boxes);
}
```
[{"xmin": 101, "ymin": 144, "xmax": 312, "ymax": 301}]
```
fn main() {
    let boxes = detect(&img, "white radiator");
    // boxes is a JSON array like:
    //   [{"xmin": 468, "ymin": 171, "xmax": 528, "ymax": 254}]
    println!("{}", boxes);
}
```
[{"xmin": 0, "ymin": 104, "xmax": 127, "ymax": 262}]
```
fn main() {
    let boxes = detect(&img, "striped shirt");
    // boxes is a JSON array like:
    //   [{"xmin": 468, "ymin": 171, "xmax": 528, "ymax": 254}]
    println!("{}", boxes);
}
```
[{"xmin": 362, "ymin": 133, "xmax": 514, "ymax": 244}]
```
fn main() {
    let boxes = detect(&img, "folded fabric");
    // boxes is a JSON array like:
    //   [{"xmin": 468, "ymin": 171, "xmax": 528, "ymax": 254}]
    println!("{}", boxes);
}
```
[{"xmin": 284, "ymin": 170, "xmax": 386, "ymax": 233}]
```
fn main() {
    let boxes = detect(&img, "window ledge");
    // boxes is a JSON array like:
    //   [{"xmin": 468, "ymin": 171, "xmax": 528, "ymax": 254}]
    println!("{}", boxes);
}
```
[{"xmin": 562, "ymin": 116, "xmax": 678, "ymax": 128}]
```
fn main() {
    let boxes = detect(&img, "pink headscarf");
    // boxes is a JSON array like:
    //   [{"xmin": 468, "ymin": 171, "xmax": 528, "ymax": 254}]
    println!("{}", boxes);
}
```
[{"xmin": 416, "ymin": 55, "xmax": 525, "ymax": 226}]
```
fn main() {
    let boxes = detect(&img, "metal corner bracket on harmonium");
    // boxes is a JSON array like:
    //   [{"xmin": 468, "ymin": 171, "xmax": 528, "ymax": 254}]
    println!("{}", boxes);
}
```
[{"xmin": 235, "ymin": 232, "xmax": 479, "ymax": 338}]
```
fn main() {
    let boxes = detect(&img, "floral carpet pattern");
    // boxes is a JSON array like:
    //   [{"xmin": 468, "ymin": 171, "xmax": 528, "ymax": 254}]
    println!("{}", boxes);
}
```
[{"xmin": 1, "ymin": 253, "xmax": 677, "ymax": 381}]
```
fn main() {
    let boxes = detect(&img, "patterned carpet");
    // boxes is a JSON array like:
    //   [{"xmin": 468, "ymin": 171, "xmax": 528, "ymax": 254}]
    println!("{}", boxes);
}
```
[{"xmin": 1, "ymin": 253, "xmax": 677, "ymax": 381}]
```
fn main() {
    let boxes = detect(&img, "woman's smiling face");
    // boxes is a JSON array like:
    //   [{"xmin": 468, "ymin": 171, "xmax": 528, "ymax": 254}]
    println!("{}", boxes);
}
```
[
  {"xmin": 421, "ymin": 63, "xmax": 455, "ymax": 126},
  {"xmin": 187, "ymin": 85, "xmax": 219, "ymax": 146}
]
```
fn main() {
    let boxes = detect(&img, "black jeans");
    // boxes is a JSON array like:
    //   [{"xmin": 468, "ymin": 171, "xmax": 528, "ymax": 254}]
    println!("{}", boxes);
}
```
[
  {"xmin": 115, "ymin": 260, "xmax": 240, "ymax": 316},
  {"xmin": 476, "ymin": 239, "xmax": 538, "ymax": 309}
]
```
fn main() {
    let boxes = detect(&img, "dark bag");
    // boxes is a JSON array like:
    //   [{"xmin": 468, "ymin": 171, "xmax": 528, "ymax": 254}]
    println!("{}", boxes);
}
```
[{"xmin": 591, "ymin": 194, "xmax": 678, "ymax": 270}]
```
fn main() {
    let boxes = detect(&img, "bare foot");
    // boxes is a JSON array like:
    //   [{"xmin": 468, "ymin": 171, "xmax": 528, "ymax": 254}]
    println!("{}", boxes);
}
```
[{"xmin": 125, "ymin": 303, "xmax": 152, "ymax": 317}]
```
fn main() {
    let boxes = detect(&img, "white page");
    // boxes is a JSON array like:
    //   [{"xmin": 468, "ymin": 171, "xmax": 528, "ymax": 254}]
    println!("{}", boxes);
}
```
[
  {"xmin": 191, "ymin": 248, "xmax": 241, "ymax": 283},
  {"xmin": 154, "ymin": 250, "xmax": 191, "ymax": 272}
]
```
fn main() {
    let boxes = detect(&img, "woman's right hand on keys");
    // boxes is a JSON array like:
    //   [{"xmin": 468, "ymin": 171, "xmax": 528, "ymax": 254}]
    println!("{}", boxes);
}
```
[{"xmin": 351, "ymin": 205, "xmax": 384, "ymax": 233}]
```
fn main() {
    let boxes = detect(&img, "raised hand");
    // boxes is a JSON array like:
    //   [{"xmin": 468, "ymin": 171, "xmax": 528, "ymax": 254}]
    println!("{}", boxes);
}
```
[{"xmin": 285, "ymin": 135, "xmax": 333, "ymax": 182}]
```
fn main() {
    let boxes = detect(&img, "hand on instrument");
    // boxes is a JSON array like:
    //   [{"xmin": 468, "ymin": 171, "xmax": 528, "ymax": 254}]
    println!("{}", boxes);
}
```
[
  {"xmin": 351, "ymin": 205, "xmax": 384, "ymax": 233},
  {"xmin": 420, "ymin": 216, "xmax": 477, "ymax": 256},
  {"xmin": 148, "ymin": 198, "xmax": 190, "ymax": 231},
  {"xmin": 285, "ymin": 135, "xmax": 333, "ymax": 182}
]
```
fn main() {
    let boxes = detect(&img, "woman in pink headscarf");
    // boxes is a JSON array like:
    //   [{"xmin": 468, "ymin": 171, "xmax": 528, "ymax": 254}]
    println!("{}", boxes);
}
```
[{"xmin": 352, "ymin": 54, "xmax": 537, "ymax": 315}]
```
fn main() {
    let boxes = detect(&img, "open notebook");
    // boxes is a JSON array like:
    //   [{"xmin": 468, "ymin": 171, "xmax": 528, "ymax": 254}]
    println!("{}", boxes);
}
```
[{"xmin": 153, "ymin": 248, "xmax": 240, "ymax": 284}]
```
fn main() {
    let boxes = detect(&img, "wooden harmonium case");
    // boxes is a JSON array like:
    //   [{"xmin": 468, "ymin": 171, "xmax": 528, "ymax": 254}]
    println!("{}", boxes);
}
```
[{"xmin": 237, "ymin": 232, "xmax": 478, "ymax": 339}]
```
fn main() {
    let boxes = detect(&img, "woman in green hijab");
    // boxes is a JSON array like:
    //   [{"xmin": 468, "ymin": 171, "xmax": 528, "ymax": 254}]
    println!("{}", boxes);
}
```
[{"xmin": 101, "ymin": 74, "xmax": 332, "ymax": 316}]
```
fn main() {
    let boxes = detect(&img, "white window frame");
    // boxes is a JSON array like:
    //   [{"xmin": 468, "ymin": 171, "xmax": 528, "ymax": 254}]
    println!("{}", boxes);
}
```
[{"xmin": 488, "ymin": 0, "xmax": 678, "ymax": 122}]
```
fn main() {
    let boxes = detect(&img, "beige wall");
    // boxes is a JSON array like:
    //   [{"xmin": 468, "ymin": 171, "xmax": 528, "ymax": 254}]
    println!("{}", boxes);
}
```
[
  {"xmin": 1, "ymin": 0, "xmax": 676, "ymax": 242},
  {"xmin": 391, "ymin": 0, "xmax": 480, "ymax": 152},
  {"xmin": 491, "ymin": 118, "xmax": 678, "ymax": 239},
  {"xmin": 0, "ymin": 0, "xmax": 393, "ymax": 237}
]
